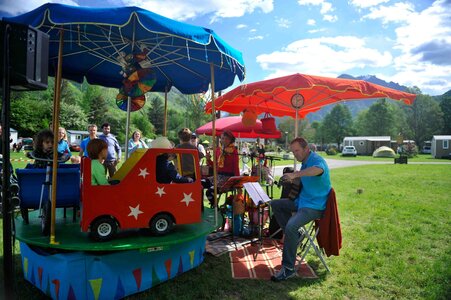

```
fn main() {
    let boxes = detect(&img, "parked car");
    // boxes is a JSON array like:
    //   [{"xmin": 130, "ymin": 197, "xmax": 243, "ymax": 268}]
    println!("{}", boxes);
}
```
[
  {"xmin": 16, "ymin": 138, "xmax": 34, "ymax": 151},
  {"xmin": 69, "ymin": 143, "xmax": 81, "ymax": 152},
  {"xmin": 342, "ymin": 146, "xmax": 357, "ymax": 157},
  {"xmin": 422, "ymin": 141, "xmax": 432, "ymax": 154}
]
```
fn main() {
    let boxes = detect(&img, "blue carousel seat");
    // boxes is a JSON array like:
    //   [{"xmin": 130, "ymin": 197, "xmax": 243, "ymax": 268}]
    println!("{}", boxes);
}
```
[{"xmin": 16, "ymin": 164, "xmax": 81, "ymax": 223}]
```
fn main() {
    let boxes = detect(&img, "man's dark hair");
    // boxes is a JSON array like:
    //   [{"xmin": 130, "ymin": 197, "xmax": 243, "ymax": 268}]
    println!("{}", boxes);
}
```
[
  {"xmin": 101, "ymin": 122, "xmax": 110, "ymax": 129},
  {"xmin": 178, "ymin": 128, "xmax": 192, "ymax": 143},
  {"xmin": 87, "ymin": 138, "xmax": 108, "ymax": 159},
  {"xmin": 290, "ymin": 137, "xmax": 308, "ymax": 148}
]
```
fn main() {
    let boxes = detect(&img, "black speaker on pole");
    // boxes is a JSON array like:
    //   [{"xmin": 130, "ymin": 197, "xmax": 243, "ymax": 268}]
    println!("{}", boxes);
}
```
[{"xmin": 0, "ymin": 20, "xmax": 49, "ymax": 91}]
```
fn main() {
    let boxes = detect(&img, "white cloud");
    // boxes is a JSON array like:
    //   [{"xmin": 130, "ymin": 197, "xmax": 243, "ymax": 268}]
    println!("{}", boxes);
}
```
[
  {"xmin": 236, "ymin": 24, "xmax": 248, "ymax": 29},
  {"xmin": 307, "ymin": 19, "xmax": 316, "ymax": 26},
  {"xmin": 349, "ymin": 0, "xmax": 389, "ymax": 9},
  {"xmin": 363, "ymin": 0, "xmax": 451, "ymax": 95},
  {"xmin": 256, "ymin": 35, "xmax": 392, "ymax": 78},
  {"xmin": 0, "ymin": 0, "xmax": 78, "ymax": 15},
  {"xmin": 123, "ymin": 0, "xmax": 274, "ymax": 22},
  {"xmin": 308, "ymin": 28, "xmax": 326, "ymax": 33},
  {"xmin": 249, "ymin": 35, "xmax": 264, "ymax": 41},
  {"xmin": 323, "ymin": 14, "xmax": 338, "ymax": 22},
  {"xmin": 363, "ymin": 1, "xmax": 416, "ymax": 24},
  {"xmin": 297, "ymin": 0, "xmax": 337, "ymax": 22},
  {"xmin": 276, "ymin": 17, "xmax": 291, "ymax": 28}
]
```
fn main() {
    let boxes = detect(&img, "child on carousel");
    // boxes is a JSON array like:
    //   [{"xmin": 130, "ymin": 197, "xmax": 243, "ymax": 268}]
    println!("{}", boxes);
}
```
[
  {"xmin": 27, "ymin": 129, "xmax": 68, "ymax": 168},
  {"xmin": 204, "ymin": 130, "xmax": 240, "ymax": 207}
]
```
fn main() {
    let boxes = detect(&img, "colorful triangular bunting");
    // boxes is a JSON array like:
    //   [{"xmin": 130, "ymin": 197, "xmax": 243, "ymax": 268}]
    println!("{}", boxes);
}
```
[
  {"xmin": 89, "ymin": 278, "xmax": 102, "ymax": 300},
  {"xmin": 132, "ymin": 268, "xmax": 142, "ymax": 291},
  {"xmin": 114, "ymin": 277, "xmax": 125, "ymax": 300},
  {"xmin": 67, "ymin": 285, "xmax": 76, "ymax": 300}
]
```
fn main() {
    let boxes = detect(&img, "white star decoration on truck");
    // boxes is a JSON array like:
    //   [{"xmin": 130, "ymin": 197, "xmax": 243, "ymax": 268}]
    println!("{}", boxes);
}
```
[
  {"xmin": 155, "ymin": 186, "xmax": 166, "ymax": 197},
  {"xmin": 138, "ymin": 168, "xmax": 149, "ymax": 179},
  {"xmin": 128, "ymin": 204, "xmax": 144, "ymax": 220},
  {"xmin": 181, "ymin": 193, "xmax": 194, "ymax": 207}
]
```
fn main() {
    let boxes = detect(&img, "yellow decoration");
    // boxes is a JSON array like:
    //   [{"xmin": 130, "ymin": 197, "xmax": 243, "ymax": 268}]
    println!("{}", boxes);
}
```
[
  {"xmin": 89, "ymin": 278, "xmax": 103, "ymax": 300},
  {"xmin": 241, "ymin": 108, "xmax": 257, "ymax": 127},
  {"xmin": 189, "ymin": 250, "xmax": 195, "ymax": 266}
]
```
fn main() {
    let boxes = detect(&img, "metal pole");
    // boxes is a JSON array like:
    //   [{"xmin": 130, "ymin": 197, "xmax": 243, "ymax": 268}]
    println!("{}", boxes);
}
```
[
  {"xmin": 210, "ymin": 63, "xmax": 218, "ymax": 227},
  {"xmin": 163, "ymin": 89, "xmax": 168, "ymax": 136},
  {"xmin": 1, "ymin": 23, "xmax": 14, "ymax": 299},
  {"xmin": 50, "ymin": 28, "xmax": 64, "ymax": 245},
  {"xmin": 124, "ymin": 96, "xmax": 131, "ymax": 159},
  {"xmin": 285, "ymin": 131, "xmax": 288, "ymax": 150},
  {"xmin": 294, "ymin": 108, "xmax": 298, "ymax": 169}
]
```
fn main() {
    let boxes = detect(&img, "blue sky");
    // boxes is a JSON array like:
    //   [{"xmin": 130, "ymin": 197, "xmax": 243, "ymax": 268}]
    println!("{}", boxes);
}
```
[{"xmin": 1, "ymin": 0, "xmax": 450, "ymax": 96}]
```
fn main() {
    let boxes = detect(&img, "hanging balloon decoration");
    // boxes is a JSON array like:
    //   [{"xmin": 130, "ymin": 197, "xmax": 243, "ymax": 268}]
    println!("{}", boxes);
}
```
[
  {"xmin": 116, "ymin": 48, "xmax": 156, "ymax": 112},
  {"xmin": 241, "ymin": 107, "xmax": 258, "ymax": 127}
]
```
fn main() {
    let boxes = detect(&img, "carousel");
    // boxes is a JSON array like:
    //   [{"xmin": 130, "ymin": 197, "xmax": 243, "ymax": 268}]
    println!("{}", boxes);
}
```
[{"xmin": 1, "ymin": 3, "xmax": 245, "ymax": 299}]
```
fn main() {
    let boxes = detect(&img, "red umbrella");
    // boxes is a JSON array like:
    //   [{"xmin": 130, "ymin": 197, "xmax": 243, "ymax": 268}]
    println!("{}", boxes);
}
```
[
  {"xmin": 196, "ymin": 116, "xmax": 281, "ymax": 139},
  {"xmin": 205, "ymin": 73, "xmax": 416, "ymax": 138}
]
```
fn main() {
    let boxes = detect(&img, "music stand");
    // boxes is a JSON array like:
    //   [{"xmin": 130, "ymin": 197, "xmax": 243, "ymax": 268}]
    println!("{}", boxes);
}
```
[
  {"xmin": 219, "ymin": 175, "xmax": 259, "ymax": 193},
  {"xmin": 219, "ymin": 176, "xmax": 259, "ymax": 246},
  {"xmin": 243, "ymin": 182, "xmax": 272, "ymax": 260}
]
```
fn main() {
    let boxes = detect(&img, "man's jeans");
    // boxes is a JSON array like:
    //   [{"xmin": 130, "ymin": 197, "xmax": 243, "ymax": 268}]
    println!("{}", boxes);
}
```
[
  {"xmin": 103, "ymin": 160, "xmax": 118, "ymax": 179},
  {"xmin": 270, "ymin": 199, "xmax": 324, "ymax": 269}
]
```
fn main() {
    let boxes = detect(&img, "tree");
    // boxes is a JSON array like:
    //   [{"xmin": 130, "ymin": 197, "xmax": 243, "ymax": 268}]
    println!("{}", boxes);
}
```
[
  {"xmin": 321, "ymin": 104, "xmax": 353, "ymax": 146},
  {"xmin": 10, "ymin": 96, "xmax": 52, "ymax": 137},
  {"xmin": 131, "ymin": 112, "xmax": 155, "ymax": 139},
  {"xmin": 147, "ymin": 95, "xmax": 165, "ymax": 134},
  {"xmin": 60, "ymin": 79, "xmax": 83, "ymax": 106},
  {"xmin": 360, "ymin": 99, "xmax": 397, "ymax": 136},
  {"xmin": 311, "ymin": 121, "xmax": 326, "ymax": 148},
  {"xmin": 439, "ymin": 90, "xmax": 451, "ymax": 133},
  {"xmin": 353, "ymin": 109, "xmax": 368, "ymax": 136},
  {"xmin": 402, "ymin": 94, "xmax": 444, "ymax": 146},
  {"xmin": 175, "ymin": 93, "xmax": 210, "ymax": 130},
  {"xmin": 59, "ymin": 103, "xmax": 88, "ymax": 130},
  {"xmin": 84, "ymin": 85, "xmax": 110, "ymax": 126}
]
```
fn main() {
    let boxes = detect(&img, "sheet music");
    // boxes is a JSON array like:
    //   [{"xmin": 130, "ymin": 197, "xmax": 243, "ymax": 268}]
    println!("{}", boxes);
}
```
[{"xmin": 243, "ymin": 182, "xmax": 271, "ymax": 206}]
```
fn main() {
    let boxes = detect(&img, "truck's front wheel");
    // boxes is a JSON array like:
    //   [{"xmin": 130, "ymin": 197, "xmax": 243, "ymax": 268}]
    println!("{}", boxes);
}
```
[
  {"xmin": 90, "ymin": 217, "xmax": 117, "ymax": 242},
  {"xmin": 150, "ymin": 214, "xmax": 173, "ymax": 236}
]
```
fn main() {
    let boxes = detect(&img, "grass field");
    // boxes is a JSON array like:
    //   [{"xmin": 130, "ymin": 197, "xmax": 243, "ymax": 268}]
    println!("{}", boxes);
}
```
[
  {"xmin": 6, "ymin": 150, "xmax": 447, "ymax": 170},
  {"xmin": 1, "ymin": 159, "xmax": 450, "ymax": 299}
]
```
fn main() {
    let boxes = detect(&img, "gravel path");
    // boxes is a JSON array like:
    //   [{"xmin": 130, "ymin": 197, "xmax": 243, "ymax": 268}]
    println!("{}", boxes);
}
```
[{"xmin": 272, "ymin": 158, "xmax": 451, "ymax": 177}]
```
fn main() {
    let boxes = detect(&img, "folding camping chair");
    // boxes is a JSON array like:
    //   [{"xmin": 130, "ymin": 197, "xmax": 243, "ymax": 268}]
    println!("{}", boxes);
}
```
[
  {"xmin": 296, "ymin": 188, "xmax": 341, "ymax": 273},
  {"xmin": 297, "ymin": 219, "xmax": 330, "ymax": 272}
]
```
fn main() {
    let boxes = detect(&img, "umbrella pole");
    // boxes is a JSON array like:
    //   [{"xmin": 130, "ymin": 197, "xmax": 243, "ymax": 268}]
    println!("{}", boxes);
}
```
[
  {"xmin": 210, "ymin": 63, "xmax": 218, "ymax": 227},
  {"xmin": 50, "ymin": 29, "xmax": 64, "ymax": 245},
  {"xmin": 124, "ymin": 96, "xmax": 131, "ymax": 159},
  {"xmin": 163, "ymin": 89, "xmax": 168, "ymax": 136},
  {"xmin": 293, "ymin": 108, "xmax": 299, "ymax": 170}
]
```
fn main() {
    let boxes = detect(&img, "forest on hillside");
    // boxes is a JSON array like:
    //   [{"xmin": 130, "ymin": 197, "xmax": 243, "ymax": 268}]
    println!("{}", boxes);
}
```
[{"xmin": 7, "ymin": 78, "xmax": 451, "ymax": 149}]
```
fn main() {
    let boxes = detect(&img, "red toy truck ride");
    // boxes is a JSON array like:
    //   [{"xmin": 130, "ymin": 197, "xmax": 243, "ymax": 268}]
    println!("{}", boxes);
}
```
[{"xmin": 81, "ymin": 148, "xmax": 202, "ymax": 241}]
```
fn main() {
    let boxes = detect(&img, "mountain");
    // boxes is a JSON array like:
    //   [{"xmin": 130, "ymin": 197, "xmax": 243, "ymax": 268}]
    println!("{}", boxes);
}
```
[
  {"xmin": 338, "ymin": 74, "xmax": 410, "ymax": 92},
  {"xmin": 305, "ymin": 74, "xmax": 411, "ymax": 122}
]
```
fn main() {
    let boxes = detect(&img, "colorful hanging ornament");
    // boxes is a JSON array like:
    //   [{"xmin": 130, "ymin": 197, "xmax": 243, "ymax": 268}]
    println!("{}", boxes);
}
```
[
  {"xmin": 116, "ymin": 48, "xmax": 156, "ymax": 112},
  {"xmin": 241, "ymin": 108, "xmax": 257, "ymax": 127}
]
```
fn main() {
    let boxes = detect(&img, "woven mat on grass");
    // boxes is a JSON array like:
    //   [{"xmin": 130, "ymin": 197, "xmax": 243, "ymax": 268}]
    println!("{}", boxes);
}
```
[
  {"xmin": 205, "ymin": 232, "xmax": 253, "ymax": 257},
  {"xmin": 229, "ymin": 238, "xmax": 317, "ymax": 280}
]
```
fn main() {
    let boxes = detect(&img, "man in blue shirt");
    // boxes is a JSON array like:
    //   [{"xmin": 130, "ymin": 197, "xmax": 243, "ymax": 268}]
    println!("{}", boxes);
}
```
[
  {"xmin": 98, "ymin": 122, "xmax": 121, "ymax": 178},
  {"xmin": 270, "ymin": 137, "xmax": 331, "ymax": 282},
  {"xmin": 79, "ymin": 124, "xmax": 98, "ymax": 157}
]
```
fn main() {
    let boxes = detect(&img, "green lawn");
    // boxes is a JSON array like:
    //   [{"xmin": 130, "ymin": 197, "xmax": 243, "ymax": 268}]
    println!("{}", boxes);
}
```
[{"xmin": 1, "ymin": 162, "xmax": 450, "ymax": 299}]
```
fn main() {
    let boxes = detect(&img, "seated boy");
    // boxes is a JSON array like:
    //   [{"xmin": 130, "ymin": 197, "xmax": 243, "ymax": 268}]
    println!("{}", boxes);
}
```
[
  {"xmin": 151, "ymin": 137, "xmax": 193, "ymax": 184},
  {"xmin": 86, "ymin": 139, "xmax": 110, "ymax": 185}
]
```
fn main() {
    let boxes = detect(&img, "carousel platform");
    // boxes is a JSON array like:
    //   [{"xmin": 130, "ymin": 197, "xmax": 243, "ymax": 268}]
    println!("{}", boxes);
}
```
[{"xmin": 15, "ymin": 208, "xmax": 219, "ymax": 299}]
